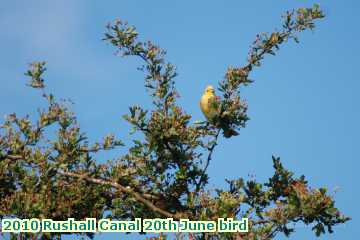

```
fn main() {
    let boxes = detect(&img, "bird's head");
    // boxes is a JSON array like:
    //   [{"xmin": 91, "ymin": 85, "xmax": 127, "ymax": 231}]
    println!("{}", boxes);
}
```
[{"xmin": 204, "ymin": 85, "xmax": 215, "ymax": 95}]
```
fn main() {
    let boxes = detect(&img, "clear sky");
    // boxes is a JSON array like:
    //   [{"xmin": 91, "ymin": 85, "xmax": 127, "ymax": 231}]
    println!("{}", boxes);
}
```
[{"xmin": 1, "ymin": 0, "xmax": 359, "ymax": 239}]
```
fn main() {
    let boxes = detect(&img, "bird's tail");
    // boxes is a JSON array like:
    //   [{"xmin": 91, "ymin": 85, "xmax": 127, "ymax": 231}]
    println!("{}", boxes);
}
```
[{"xmin": 222, "ymin": 126, "xmax": 239, "ymax": 138}]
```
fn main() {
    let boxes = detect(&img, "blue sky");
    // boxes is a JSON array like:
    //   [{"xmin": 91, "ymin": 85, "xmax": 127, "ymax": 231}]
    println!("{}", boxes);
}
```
[{"xmin": 1, "ymin": 0, "xmax": 359, "ymax": 239}]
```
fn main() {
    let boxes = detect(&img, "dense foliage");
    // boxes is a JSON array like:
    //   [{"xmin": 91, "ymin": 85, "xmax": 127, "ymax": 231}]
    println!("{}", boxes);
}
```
[{"xmin": 0, "ymin": 4, "xmax": 349, "ymax": 240}]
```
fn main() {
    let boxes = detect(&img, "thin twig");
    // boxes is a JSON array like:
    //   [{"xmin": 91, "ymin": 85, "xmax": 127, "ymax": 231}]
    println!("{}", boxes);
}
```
[
  {"xmin": 203, "ymin": 129, "xmax": 221, "ymax": 174},
  {"xmin": 196, "ymin": 128, "xmax": 221, "ymax": 191}
]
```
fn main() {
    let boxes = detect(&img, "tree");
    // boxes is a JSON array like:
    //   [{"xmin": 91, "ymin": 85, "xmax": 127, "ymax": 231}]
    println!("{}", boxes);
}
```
[{"xmin": 0, "ymin": 4, "xmax": 349, "ymax": 240}]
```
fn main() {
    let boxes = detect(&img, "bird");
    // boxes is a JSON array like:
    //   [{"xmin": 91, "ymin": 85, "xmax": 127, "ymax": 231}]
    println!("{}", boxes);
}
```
[
  {"xmin": 200, "ymin": 85, "xmax": 238, "ymax": 138},
  {"xmin": 200, "ymin": 85, "xmax": 219, "ymax": 121}
]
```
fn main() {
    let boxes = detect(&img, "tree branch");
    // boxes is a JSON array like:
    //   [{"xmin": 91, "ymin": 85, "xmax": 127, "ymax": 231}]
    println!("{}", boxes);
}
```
[{"xmin": 58, "ymin": 170, "xmax": 182, "ymax": 219}]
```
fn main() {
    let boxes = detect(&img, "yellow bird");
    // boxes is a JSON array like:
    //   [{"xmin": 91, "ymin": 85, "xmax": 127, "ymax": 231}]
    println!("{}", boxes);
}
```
[
  {"xmin": 200, "ymin": 85, "xmax": 219, "ymax": 121},
  {"xmin": 200, "ymin": 85, "xmax": 238, "ymax": 138}
]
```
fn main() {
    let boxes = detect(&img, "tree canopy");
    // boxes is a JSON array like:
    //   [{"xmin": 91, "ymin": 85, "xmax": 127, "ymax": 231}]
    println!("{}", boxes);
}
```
[{"xmin": 0, "ymin": 4, "xmax": 349, "ymax": 240}]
